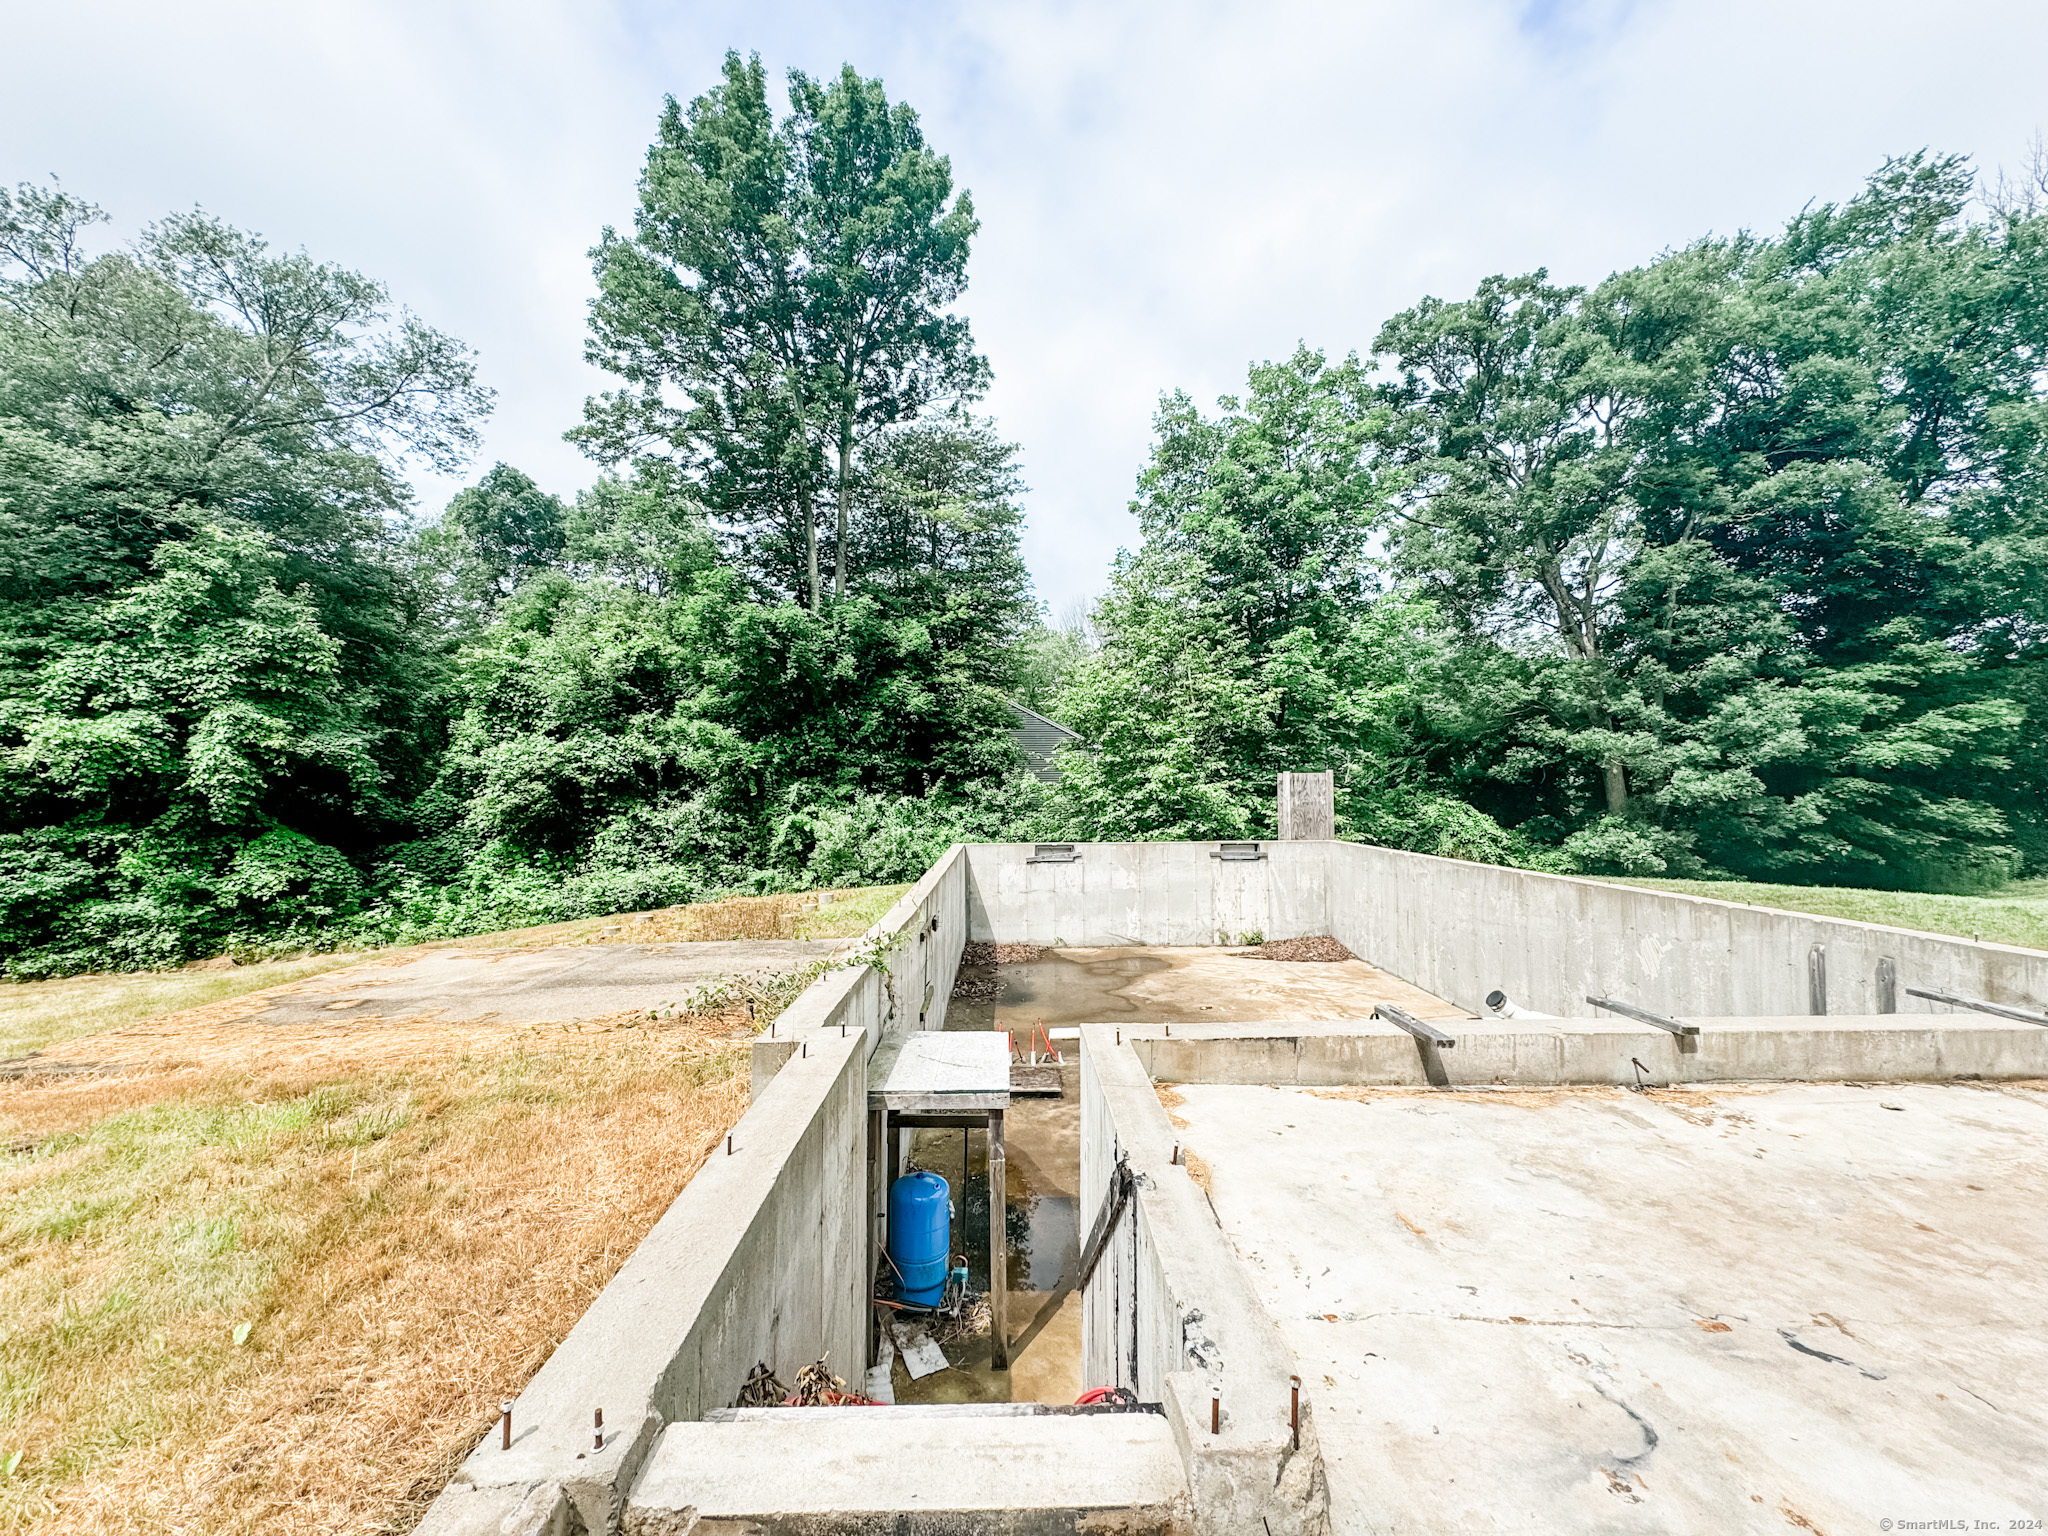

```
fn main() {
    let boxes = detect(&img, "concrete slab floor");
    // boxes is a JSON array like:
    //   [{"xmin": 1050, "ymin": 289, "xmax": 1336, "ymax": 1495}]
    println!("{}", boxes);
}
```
[
  {"xmin": 1171, "ymin": 1079, "xmax": 2048, "ymax": 1535},
  {"xmin": 244, "ymin": 940, "xmax": 841, "ymax": 1024},
  {"xmin": 946, "ymin": 946, "xmax": 1465, "ymax": 1035}
]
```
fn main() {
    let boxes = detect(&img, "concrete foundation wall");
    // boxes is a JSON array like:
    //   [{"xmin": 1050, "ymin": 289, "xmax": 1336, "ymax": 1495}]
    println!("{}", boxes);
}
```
[
  {"xmin": 1079, "ymin": 1026, "xmax": 1331, "ymax": 1535},
  {"xmin": 426, "ymin": 1029, "xmax": 868, "ymax": 1533},
  {"xmin": 965, "ymin": 841, "xmax": 1331, "ymax": 947},
  {"xmin": 421, "ymin": 849, "xmax": 971, "ymax": 1534},
  {"xmin": 1125, "ymin": 1016, "xmax": 2048, "ymax": 1088},
  {"xmin": 964, "ymin": 840, "xmax": 2047, "ymax": 1027},
  {"xmin": 1322, "ymin": 840, "xmax": 2048, "ymax": 1021}
]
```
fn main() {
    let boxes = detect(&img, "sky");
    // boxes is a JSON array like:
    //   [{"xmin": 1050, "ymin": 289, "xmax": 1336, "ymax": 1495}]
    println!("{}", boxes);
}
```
[{"xmin": 7, "ymin": 0, "xmax": 2046, "ymax": 616}]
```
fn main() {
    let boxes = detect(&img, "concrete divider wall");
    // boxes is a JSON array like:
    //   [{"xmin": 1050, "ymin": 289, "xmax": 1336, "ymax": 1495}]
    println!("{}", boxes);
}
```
[
  {"xmin": 1080, "ymin": 1026, "xmax": 1331, "ymax": 1535},
  {"xmin": 1323, "ymin": 841, "xmax": 2048, "ymax": 1021},
  {"xmin": 1124, "ymin": 1017, "xmax": 2048, "ymax": 1087},
  {"xmin": 965, "ymin": 841, "xmax": 1331, "ymax": 947},
  {"xmin": 420, "ymin": 849, "xmax": 970, "ymax": 1535},
  {"xmin": 750, "ymin": 843, "xmax": 969, "ymax": 1093}
]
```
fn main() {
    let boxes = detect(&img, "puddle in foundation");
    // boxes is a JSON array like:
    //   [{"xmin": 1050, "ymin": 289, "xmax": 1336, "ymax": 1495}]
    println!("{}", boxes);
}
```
[{"xmin": 890, "ymin": 946, "xmax": 1450, "ymax": 1404}]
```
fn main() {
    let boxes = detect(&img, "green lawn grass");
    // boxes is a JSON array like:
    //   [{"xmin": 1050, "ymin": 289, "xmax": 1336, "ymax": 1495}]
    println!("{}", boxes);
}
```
[{"xmin": 1602, "ymin": 876, "xmax": 2048, "ymax": 952}]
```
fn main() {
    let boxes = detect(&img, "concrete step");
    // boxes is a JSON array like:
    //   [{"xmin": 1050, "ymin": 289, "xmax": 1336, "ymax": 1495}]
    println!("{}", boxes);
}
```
[{"xmin": 627, "ymin": 1411, "xmax": 1189, "ymax": 1534}]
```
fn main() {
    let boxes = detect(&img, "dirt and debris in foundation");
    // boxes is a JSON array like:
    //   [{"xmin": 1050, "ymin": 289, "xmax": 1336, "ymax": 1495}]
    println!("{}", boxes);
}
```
[
  {"xmin": 950, "ymin": 942, "xmax": 1047, "ymax": 1002},
  {"xmin": 1252, "ymin": 936, "xmax": 1357, "ymax": 962},
  {"xmin": 735, "ymin": 1356, "xmax": 875, "ymax": 1407},
  {"xmin": 960, "ymin": 941, "xmax": 1047, "ymax": 967}
]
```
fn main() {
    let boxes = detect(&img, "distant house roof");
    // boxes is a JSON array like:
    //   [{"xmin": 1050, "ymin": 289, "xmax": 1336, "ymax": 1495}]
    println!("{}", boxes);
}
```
[{"xmin": 1007, "ymin": 700, "xmax": 1084, "ymax": 783}]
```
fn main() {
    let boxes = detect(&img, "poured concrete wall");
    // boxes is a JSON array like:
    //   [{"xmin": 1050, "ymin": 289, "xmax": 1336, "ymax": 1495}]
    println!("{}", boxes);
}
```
[
  {"xmin": 965, "ymin": 841, "xmax": 1330, "ymax": 947},
  {"xmin": 965, "ymin": 840, "xmax": 2048, "ymax": 1025},
  {"xmin": 1080, "ymin": 1026, "xmax": 1331, "ymax": 1535},
  {"xmin": 420, "ymin": 848, "xmax": 970, "ymax": 1535},
  {"xmin": 1124, "ymin": 1016, "xmax": 2048, "ymax": 1087},
  {"xmin": 1322, "ymin": 841, "xmax": 2048, "ymax": 1021}
]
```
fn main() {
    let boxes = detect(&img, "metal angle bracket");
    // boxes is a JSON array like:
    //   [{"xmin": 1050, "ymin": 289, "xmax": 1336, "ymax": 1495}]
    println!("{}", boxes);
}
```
[
  {"xmin": 1210, "ymin": 841, "xmax": 1266, "ymax": 862},
  {"xmin": 1076, "ymin": 1155, "xmax": 1136, "ymax": 1292},
  {"xmin": 1587, "ymin": 995, "xmax": 1700, "ymax": 1040},
  {"xmin": 1373, "ymin": 1003, "xmax": 1457, "ymax": 1049},
  {"xmin": 1905, "ymin": 985, "xmax": 2048, "ymax": 1028}
]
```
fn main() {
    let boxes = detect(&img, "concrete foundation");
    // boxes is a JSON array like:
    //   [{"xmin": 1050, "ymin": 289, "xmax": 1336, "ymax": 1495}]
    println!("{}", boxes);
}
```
[{"xmin": 627, "ymin": 1410, "xmax": 1189, "ymax": 1533}]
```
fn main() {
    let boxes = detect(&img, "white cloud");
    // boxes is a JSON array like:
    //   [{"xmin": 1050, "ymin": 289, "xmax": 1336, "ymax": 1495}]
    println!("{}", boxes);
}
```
[{"xmin": 7, "ymin": 0, "xmax": 2044, "ymax": 611}]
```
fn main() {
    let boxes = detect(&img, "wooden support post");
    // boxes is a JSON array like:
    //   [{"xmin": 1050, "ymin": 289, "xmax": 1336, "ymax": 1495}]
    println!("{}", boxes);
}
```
[{"xmin": 988, "ymin": 1108, "xmax": 1009, "ymax": 1370}]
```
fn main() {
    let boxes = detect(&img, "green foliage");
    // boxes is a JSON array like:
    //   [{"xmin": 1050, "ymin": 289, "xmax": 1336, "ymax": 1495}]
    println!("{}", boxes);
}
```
[
  {"xmin": 0, "ymin": 182, "xmax": 486, "ymax": 974},
  {"xmin": 414, "ymin": 462, "xmax": 568, "ymax": 625},
  {"xmin": 1369, "ymin": 154, "xmax": 2048, "ymax": 885},
  {"xmin": 7, "ymin": 133, "xmax": 2047, "ymax": 977},
  {"xmin": 1048, "ymin": 349, "xmax": 1533, "ymax": 860},
  {"xmin": 574, "ymin": 52, "xmax": 986, "ymax": 608}
]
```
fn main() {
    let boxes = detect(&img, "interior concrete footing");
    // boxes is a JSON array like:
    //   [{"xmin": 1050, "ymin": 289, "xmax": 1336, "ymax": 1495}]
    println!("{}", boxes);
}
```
[{"xmin": 626, "ymin": 1411, "xmax": 1190, "ymax": 1534}]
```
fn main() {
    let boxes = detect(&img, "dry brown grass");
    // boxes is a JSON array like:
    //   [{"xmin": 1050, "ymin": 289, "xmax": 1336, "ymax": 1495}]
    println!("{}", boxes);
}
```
[
  {"xmin": 0, "ymin": 955, "xmax": 372, "ymax": 1062},
  {"xmin": 533, "ymin": 884, "xmax": 910, "ymax": 948},
  {"xmin": 0, "ymin": 1001, "xmax": 755, "ymax": 1534},
  {"xmin": 0, "ymin": 885, "xmax": 907, "ymax": 1531}
]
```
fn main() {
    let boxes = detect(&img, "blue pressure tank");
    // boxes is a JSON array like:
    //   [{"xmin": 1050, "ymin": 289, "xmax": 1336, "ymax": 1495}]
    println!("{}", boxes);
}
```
[{"xmin": 888, "ymin": 1171, "xmax": 951, "ymax": 1306}]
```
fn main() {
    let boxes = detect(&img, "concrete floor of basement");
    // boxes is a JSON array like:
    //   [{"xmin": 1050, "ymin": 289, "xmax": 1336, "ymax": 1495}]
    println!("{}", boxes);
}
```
[
  {"xmin": 1169, "ymin": 1078, "xmax": 2048, "ymax": 1535},
  {"xmin": 893, "ymin": 944, "xmax": 1462, "ymax": 1407},
  {"xmin": 947, "ymin": 945, "xmax": 1466, "ymax": 1036}
]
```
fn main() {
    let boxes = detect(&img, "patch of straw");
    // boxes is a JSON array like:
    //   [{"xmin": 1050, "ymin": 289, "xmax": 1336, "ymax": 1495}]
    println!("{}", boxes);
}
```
[{"xmin": 0, "ymin": 1012, "xmax": 748, "ymax": 1534}]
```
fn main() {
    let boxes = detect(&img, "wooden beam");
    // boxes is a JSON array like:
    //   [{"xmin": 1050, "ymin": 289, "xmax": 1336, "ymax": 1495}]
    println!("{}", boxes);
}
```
[{"xmin": 988, "ymin": 1109, "xmax": 1009, "ymax": 1371}]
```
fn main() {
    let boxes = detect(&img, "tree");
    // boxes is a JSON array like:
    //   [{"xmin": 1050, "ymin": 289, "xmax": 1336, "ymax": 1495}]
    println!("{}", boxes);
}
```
[
  {"xmin": 842, "ymin": 416, "xmax": 1034, "ymax": 680},
  {"xmin": 1052, "ymin": 351, "xmax": 1527, "ymax": 857},
  {"xmin": 417, "ymin": 463, "xmax": 568, "ymax": 625},
  {"xmin": 573, "ymin": 53, "xmax": 986, "ymax": 609},
  {"xmin": 1374, "ymin": 155, "xmax": 2048, "ymax": 886},
  {"xmin": 0, "ymin": 180, "xmax": 489, "ymax": 970}
]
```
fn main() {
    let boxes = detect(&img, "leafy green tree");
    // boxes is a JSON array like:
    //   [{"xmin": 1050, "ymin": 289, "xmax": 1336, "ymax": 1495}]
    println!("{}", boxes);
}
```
[
  {"xmin": 0, "ymin": 527, "xmax": 381, "ymax": 971},
  {"xmin": 0, "ymin": 180, "xmax": 489, "ymax": 970},
  {"xmin": 417, "ymin": 463, "xmax": 568, "ymax": 624},
  {"xmin": 843, "ymin": 416, "xmax": 1034, "ymax": 680},
  {"xmin": 1010, "ymin": 608, "xmax": 1094, "ymax": 716},
  {"xmin": 1053, "ymin": 350, "xmax": 1526, "ymax": 855},
  {"xmin": 574, "ymin": 53, "xmax": 986, "ymax": 608},
  {"xmin": 1375, "ymin": 155, "xmax": 2047, "ymax": 886}
]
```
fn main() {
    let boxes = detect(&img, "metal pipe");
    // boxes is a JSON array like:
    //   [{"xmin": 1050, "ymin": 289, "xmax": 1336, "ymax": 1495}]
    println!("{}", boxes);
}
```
[
  {"xmin": 594, "ymin": 1407, "xmax": 603, "ymax": 1451},
  {"xmin": 1211, "ymin": 1390, "xmax": 1220, "ymax": 1435},
  {"xmin": 1290, "ymin": 1375, "xmax": 1300, "ymax": 1449},
  {"xmin": 500, "ymin": 1400, "xmax": 513, "ymax": 1450},
  {"xmin": 989, "ymin": 1110, "xmax": 1009, "ymax": 1371}
]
